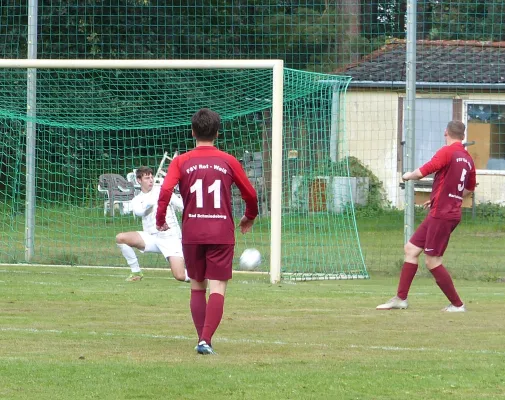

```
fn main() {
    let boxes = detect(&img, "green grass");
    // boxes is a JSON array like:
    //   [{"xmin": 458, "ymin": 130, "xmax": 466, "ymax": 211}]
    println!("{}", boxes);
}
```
[
  {"xmin": 1, "ymin": 204, "xmax": 504, "ymax": 280},
  {"xmin": 357, "ymin": 212, "xmax": 505, "ymax": 280},
  {"xmin": 0, "ymin": 265, "xmax": 504, "ymax": 399}
]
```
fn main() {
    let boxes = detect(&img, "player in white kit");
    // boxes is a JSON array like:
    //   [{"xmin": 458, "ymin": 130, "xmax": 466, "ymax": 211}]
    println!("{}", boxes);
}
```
[{"xmin": 116, "ymin": 166, "xmax": 188, "ymax": 282}]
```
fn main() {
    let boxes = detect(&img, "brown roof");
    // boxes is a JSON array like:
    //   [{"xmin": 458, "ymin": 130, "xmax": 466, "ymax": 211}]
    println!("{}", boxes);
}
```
[{"xmin": 336, "ymin": 40, "xmax": 505, "ymax": 87}]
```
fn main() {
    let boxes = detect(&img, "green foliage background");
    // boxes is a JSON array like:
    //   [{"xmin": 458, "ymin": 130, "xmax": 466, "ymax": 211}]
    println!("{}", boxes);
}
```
[{"xmin": 2, "ymin": 1, "xmax": 503, "ymax": 70}]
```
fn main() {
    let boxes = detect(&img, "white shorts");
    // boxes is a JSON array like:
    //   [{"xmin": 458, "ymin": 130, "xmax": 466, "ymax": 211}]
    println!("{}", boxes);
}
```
[{"xmin": 138, "ymin": 231, "xmax": 183, "ymax": 259}]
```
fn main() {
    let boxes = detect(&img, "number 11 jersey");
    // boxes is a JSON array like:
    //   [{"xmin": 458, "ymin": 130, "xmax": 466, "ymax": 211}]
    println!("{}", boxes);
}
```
[{"xmin": 156, "ymin": 146, "xmax": 258, "ymax": 244}]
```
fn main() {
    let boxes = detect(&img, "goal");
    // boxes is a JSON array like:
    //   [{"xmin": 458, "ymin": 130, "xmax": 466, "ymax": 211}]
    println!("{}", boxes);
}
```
[{"xmin": 0, "ymin": 59, "xmax": 368, "ymax": 282}]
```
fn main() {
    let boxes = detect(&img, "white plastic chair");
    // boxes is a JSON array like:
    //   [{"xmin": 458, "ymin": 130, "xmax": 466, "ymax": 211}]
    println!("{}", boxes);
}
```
[
  {"xmin": 154, "ymin": 151, "xmax": 178, "ymax": 186},
  {"xmin": 126, "ymin": 169, "xmax": 141, "ymax": 195},
  {"xmin": 98, "ymin": 174, "xmax": 136, "ymax": 217}
]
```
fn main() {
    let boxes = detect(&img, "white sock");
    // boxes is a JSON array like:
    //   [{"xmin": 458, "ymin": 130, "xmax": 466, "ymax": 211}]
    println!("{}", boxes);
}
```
[
  {"xmin": 184, "ymin": 269, "xmax": 190, "ymax": 282},
  {"xmin": 117, "ymin": 243, "xmax": 141, "ymax": 273}
]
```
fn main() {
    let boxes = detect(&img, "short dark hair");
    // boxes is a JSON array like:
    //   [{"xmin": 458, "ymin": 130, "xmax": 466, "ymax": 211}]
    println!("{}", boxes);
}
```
[
  {"xmin": 191, "ymin": 108, "xmax": 220, "ymax": 141},
  {"xmin": 446, "ymin": 120, "xmax": 466, "ymax": 140},
  {"xmin": 136, "ymin": 166, "xmax": 153, "ymax": 180}
]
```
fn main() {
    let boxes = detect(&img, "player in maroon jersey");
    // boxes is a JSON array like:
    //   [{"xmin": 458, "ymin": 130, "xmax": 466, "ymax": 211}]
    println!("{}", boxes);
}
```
[
  {"xmin": 156, "ymin": 108, "xmax": 258, "ymax": 354},
  {"xmin": 377, "ymin": 120, "xmax": 476, "ymax": 312}
]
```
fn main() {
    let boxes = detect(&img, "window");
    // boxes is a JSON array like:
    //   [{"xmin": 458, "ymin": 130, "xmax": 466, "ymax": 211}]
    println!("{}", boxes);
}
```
[
  {"xmin": 465, "ymin": 102, "xmax": 505, "ymax": 171},
  {"xmin": 402, "ymin": 98, "xmax": 453, "ymax": 168}
]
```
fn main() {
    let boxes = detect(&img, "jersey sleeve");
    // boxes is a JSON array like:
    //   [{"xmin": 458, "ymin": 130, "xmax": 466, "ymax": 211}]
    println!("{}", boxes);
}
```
[
  {"xmin": 156, "ymin": 158, "xmax": 182, "ymax": 227},
  {"xmin": 419, "ymin": 146, "xmax": 451, "ymax": 177},
  {"xmin": 229, "ymin": 157, "xmax": 258, "ymax": 220}
]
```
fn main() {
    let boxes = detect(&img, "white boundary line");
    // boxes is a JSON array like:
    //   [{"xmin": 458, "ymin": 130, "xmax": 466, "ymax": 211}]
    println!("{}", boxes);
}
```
[
  {"xmin": 0, "ymin": 263, "xmax": 131, "ymax": 270},
  {"xmin": 1, "ymin": 327, "xmax": 504, "ymax": 356},
  {"xmin": 349, "ymin": 344, "xmax": 505, "ymax": 356},
  {"xmin": 0, "ymin": 263, "xmax": 268, "ymax": 275},
  {"xmin": 2, "ymin": 267, "xmax": 505, "ymax": 294}
]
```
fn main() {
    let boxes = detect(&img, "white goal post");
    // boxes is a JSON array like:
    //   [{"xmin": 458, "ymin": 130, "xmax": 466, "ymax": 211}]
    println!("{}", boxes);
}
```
[{"xmin": 0, "ymin": 58, "xmax": 284, "ymax": 284}]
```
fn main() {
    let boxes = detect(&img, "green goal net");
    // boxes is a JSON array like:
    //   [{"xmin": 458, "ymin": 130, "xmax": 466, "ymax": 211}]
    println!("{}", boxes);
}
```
[{"xmin": 0, "ymin": 63, "xmax": 368, "ymax": 280}]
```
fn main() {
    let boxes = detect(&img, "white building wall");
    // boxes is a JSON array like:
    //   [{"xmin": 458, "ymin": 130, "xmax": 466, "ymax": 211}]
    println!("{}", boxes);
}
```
[
  {"xmin": 344, "ymin": 91, "xmax": 400, "ymax": 207},
  {"xmin": 343, "ymin": 90, "xmax": 505, "ymax": 208}
]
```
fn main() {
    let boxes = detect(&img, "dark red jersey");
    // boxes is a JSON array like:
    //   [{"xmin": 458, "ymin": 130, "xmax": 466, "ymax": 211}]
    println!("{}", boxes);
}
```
[
  {"xmin": 419, "ymin": 142, "xmax": 476, "ymax": 220},
  {"xmin": 156, "ymin": 146, "xmax": 258, "ymax": 244}
]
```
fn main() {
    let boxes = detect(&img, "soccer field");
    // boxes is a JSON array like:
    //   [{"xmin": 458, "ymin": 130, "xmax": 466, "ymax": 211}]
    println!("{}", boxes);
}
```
[{"xmin": 0, "ymin": 265, "xmax": 504, "ymax": 399}]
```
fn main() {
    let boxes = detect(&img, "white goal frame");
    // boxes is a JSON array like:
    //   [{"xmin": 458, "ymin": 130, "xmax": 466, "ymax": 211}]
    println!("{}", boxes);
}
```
[{"xmin": 0, "ymin": 59, "xmax": 284, "ymax": 284}]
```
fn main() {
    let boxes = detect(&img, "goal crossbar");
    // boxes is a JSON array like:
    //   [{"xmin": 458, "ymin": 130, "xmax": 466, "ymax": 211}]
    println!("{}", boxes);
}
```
[{"xmin": 0, "ymin": 59, "xmax": 282, "ymax": 69}]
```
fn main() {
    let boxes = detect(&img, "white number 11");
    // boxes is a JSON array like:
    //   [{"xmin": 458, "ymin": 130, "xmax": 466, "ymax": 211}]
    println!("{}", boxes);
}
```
[{"xmin": 190, "ymin": 179, "xmax": 221, "ymax": 208}]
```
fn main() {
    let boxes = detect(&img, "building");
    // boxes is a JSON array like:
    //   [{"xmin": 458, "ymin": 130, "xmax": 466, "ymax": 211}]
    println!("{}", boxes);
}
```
[{"xmin": 336, "ymin": 39, "xmax": 505, "ymax": 207}]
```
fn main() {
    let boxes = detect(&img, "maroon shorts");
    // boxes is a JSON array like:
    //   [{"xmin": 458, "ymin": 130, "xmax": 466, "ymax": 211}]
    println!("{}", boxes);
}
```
[
  {"xmin": 410, "ymin": 215, "xmax": 459, "ymax": 257},
  {"xmin": 182, "ymin": 244, "xmax": 235, "ymax": 282}
]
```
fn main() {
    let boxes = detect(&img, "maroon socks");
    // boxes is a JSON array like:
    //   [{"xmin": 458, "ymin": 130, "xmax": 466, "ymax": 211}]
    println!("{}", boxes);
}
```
[
  {"xmin": 396, "ymin": 262, "xmax": 418, "ymax": 300},
  {"xmin": 190, "ymin": 289, "xmax": 207, "ymax": 339},
  {"xmin": 200, "ymin": 293, "xmax": 225, "ymax": 344},
  {"xmin": 430, "ymin": 265, "xmax": 464, "ymax": 307}
]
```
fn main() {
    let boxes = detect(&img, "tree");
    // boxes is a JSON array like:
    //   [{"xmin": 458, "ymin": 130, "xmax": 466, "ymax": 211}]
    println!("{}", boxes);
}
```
[
  {"xmin": 429, "ymin": 0, "xmax": 505, "ymax": 41},
  {"xmin": 326, "ymin": 0, "xmax": 362, "ymax": 63},
  {"xmin": 359, "ymin": 1, "xmax": 406, "ymax": 39},
  {"xmin": 417, "ymin": 0, "xmax": 432, "ymax": 39},
  {"xmin": 361, "ymin": 1, "xmax": 381, "ymax": 38},
  {"xmin": 0, "ymin": 1, "xmax": 28, "ymax": 58}
]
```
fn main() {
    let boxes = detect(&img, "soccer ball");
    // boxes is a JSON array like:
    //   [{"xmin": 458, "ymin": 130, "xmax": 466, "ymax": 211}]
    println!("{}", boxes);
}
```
[{"xmin": 239, "ymin": 248, "xmax": 262, "ymax": 271}]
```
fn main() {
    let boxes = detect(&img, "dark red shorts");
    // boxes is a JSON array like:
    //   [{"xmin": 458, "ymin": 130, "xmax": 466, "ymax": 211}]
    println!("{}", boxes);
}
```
[
  {"xmin": 182, "ymin": 244, "xmax": 235, "ymax": 282},
  {"xmin": 410, "ymin": 215, "xmax": 459, "ymax": 257}
]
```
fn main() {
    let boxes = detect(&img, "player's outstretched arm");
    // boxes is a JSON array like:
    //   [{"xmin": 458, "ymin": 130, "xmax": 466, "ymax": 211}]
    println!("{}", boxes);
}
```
[
  {"xmin": 415, "ymin": 147, "xmax": 450, "ymax": 179},
  {"xmin": 402, "ymin": 168, "xmax": 423, "ymax": 181},
  {"xmin": 238, "ymin": 216, "xmax": 254, "ymax": 234}
]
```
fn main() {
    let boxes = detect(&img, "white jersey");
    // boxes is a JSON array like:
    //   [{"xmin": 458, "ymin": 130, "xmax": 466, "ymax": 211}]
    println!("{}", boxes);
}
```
[{"xmin": 131, "ymin": 186, "xmax": 182, "ymax": 237}]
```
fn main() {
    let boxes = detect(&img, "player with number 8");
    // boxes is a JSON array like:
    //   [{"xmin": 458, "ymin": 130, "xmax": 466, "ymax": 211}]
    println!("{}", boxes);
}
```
[{"xmin": 156, "ymin": 108, "xmax": 258, "ymax": 354}]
